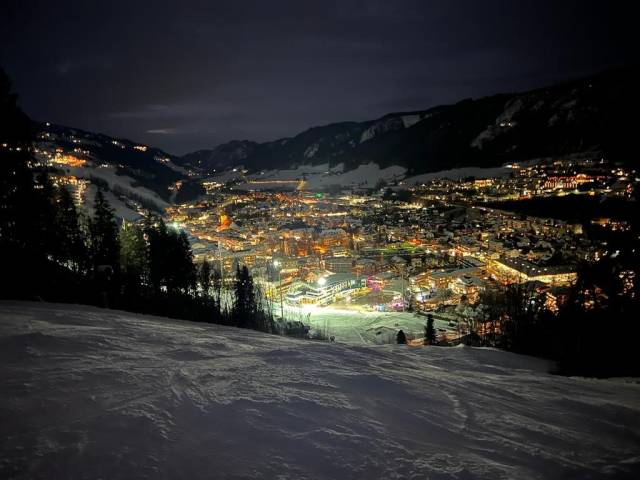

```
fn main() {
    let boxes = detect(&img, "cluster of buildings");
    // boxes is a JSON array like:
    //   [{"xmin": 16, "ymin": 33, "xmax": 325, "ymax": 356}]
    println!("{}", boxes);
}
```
[
  {"xmin": 164, "ymin": 156, "xmax": 636, "ymax": 315},
  {"xmin": 27, "ymin": 127, "xmax": 634, "ymax": 318},
  {"xmin": 412, "ymin": 155, "xmax": 636, "ymax": 203}
]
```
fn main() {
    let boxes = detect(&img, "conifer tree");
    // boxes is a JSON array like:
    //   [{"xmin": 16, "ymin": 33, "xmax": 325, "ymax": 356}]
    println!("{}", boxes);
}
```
[
  {"xmin": 232, "ymin": 264, "xmax": 264, "ymax": 329},
  {"xmin": 33, "ymin": 172, "xmax": 58, "ymax": 257},
  {"xmin": 90, "ymin": 190, "xmax": 119, "ymax": 270},
  {"xmin": 146, "ymin": 217, "xmax": 169, "ymax": 293},
  {"xmin": 172, "ymin": 230, "xmax": 196, "ymax": 294},
  {"xmin": 425, "ymin": 314, "xmax": 436, "ymax": 345},
  {"xmin": 212, "ymin": 268, "xmax": 222, "ymax": 309},
  {"xmin": 232, "ymin": 265, "xmax": 249, "ymax": 328},
  {"xmin": 54, "ymin": 186, "xmax": 88, "ymax": 273},
  {"xmin": 0, "ymin": 70, "xmax": 34, "ymax": 252},
  {"xmin": 0, "ymin": 68, "xmax": 49, "ymax": 297},
  {"xmin": 89, "ymin": 189, "xmax": 120, "ymax": 307},
  {"xmin": 198, "ymin": 259, "xmax": 212, "ymax": 297},
  {"xmin": 120, "ymin": 222, "xmax": 148, "ymax": 297},
  {"xmin": 146, "ymin": 218, "xmax": 196, "ymax": 295}
]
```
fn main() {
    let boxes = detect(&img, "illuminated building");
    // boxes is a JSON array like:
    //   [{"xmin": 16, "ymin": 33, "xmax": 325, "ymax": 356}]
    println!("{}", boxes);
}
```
[
  {"xmin": 52, "ymin": 153, "xmax": 87, "ymax": 168},
  {"xmin": 285, "ymin": 273, "xmax": 357, "ymax": 306},
  {"xmin": 491, "ymin": 258, "xmax": 576, "ymax": 285}
]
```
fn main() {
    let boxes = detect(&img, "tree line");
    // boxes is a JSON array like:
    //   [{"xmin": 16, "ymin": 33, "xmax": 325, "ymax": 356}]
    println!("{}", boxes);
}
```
[
  {"xmin": 0, "ymin": 68, "xmax": 274, "ymax": 333},
  {"xmin": 451, "ymin": 256, "xmax": 640, "ymax": 377},
  {"xmin": 396, "ymin": 258, "xmax": 639, "ymax": 377}
]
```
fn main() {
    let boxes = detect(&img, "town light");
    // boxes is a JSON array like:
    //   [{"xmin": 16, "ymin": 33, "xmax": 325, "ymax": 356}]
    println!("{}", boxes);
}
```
[{"xmin": 317, "ymin": 277, "xmax": 327, "ymax": 287}]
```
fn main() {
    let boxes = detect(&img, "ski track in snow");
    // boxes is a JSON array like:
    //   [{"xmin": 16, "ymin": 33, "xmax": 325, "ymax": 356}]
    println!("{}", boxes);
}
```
[{"xmin": 1, "ymin": 301, "xmax": 639, "ymax": 479}]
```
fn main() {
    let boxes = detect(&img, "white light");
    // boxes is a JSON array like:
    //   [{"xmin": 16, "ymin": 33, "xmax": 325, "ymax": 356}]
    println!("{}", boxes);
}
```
[
  {"xmin": 317, "ymin": 277, "xmax": 327, "ymax": 286},
  {"xmin": 273, "ymin": 260, "xmax": 280, "ymax": 267}
]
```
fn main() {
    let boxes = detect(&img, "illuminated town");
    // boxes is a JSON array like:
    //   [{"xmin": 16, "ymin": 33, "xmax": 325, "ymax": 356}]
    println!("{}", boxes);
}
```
[
  {"xmin": 3, "ymin": 2, "xmax": 640, "ymax": 478},
  {"xmin": 158, "ymin": 156, "xmax": 636, "ymax": 343},
  {"xmin": 13, "ymin": 124, "xmax": 636, "ymax": 344}
]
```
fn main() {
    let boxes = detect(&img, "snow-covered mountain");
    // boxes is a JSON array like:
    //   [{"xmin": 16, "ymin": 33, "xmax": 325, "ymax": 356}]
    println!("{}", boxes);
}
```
[
  {"xmin": 178, "ymin": 66, "xmax": 640, "ymax": 176},
  {"xmin": 179, "ymin": 140, "xmax": 259, "ymax": 171},
  {"xmin": 32, "ymin": 123, "xmax": 201, "ymax": 218},
  {"xmin": 33, "ymin": 66, "xmax": 639, "ymax": 205},
  {"xmin": 1, "ymin": 301, "xmax": 639, "ymax": 479}
]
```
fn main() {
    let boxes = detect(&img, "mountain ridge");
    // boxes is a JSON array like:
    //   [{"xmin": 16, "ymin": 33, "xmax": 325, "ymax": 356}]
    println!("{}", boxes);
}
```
[
  {"xmin": 29, "ymin": 65, "xmax": 639, "ymax": 205},
  {"xmin": 177, "ymin": 65, "xmax": 639, "ymax": 175}
]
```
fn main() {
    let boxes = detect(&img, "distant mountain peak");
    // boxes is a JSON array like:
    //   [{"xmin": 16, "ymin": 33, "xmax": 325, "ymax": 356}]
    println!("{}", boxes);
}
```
[{"xmin": 179, "ymin": 66, "xmax": 640, "ymax": 175}]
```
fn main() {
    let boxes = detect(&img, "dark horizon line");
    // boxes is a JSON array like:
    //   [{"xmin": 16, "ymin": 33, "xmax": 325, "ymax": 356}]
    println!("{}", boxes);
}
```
[{"xmin": 19, "ymin": 62, "xmax": 636, "ymax": 158}]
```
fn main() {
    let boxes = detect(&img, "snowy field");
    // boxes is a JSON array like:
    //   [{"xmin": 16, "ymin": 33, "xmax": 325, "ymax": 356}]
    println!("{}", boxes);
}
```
[
  {"xmin": 1, "ymin": 301, "xmax": 639, "ymax": 479},
  {"xmin": 229, "ymin": 162, "xmax": 407, "ymax": 191},
  {"xmin": 281, "ymin": 305, "xmax": 456, "ymax": 345},
  {"xmin": 210, "ymin": 163, "xmax": 513, "ymax": 192},
  {"xmin": 402, "ymin": 166, "xmax": 511, "ymax": 185}
]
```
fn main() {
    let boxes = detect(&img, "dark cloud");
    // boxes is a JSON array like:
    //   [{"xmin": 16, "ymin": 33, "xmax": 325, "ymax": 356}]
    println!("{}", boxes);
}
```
[{"xmin": 1, "ymin": 0, "xmax": 637, "ymax": 154}]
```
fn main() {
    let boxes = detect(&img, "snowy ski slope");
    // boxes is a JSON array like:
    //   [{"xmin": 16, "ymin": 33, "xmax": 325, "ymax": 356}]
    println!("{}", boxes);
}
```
[{"xmin": 1, "ymin": 302, "xmax": 639, "ymax": 479}]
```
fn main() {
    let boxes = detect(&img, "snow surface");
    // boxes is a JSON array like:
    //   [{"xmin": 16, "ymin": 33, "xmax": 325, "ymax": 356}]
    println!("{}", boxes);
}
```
[
  {"xmin": 359, "ymin": 119, "xmax": 402, "ymax": 144},
  {"xmin": 400, "ymin": 114, "xmax": 423, "ymax": 129},
  {"xmin": 251, "ymin": 163, "xmax": 338, "ymax": 181},
  {"xmin": 84, "ymin": 184, "xmax": 142, "ymax": 222},
  {"xmin": 301, "ymin": 163, "xmax": 406, "ymax": 189},
  {"xmin": 359, "ymin": 114, "xmax": 426, "ymax": 144},
  {"xmin": 281, "ymin": 304, "xmax": 458, "ymax": 345},
  {"xmin": 471, "ymin": 99, "xmax": 523, "ymax": 149},
  {"xmin": 66, "ymin": 164, "xmax": 169, "ymax": 212},
  {"xmin": 1, "ymin": 301, "xmax": 639, "ymax": 479},
  {"xmin": 229, "ymin": 163, "xmax": 407, "ymax": 191},
  {"xmin": 402, "ymin": 167, "xmax": 511, "ymax": 185},
  {"xmin": 160, "ymin": 159, "xmax": 190, "ymax": 176},
  {"xmin": 304, "ymin": 143, "xmax": 320, "ymax": 158},
  {"xmin": 213, "ymin": 163, "xmax": 516, "ymax": 192}
]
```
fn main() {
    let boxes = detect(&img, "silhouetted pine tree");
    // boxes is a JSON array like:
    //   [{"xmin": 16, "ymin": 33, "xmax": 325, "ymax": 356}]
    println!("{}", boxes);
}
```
[
  {"xmin": 198, "ymin": 259, "xmax": 212, "ymax": 297},
  {"xmin": 232, "ymin": 265, "xmax": 253, "ymax": 328},
  {"xmin": 145, "ymin": 218, "xmax": 196, "ymax": 295},
  {"xmin": 229, "ymin": 264, "xmax": 274, "ymax": 332},
  {"xmin": 212, "ymin": 268, "xmax": 222, "ymax": 309},
  {"xmin": 171, "ymin": 230, "xmax": 196, "ymax": 294},
  {"xmin": 53, "ymin": 186, "xmax": 88, "ymax": 273},
  {"xmin": 119, "ymin": 222, "xmax": 148, "ymax": 304},
  {"xmin": 90, "ymin": 190, "xmax": 120, "ymax": 270},
  {"xmin": 33, "ymin": 172, "xmax": 58, "ymax": 255},
  {"xmin": 89, "ymin": 190, "xmax": 119, "ymax": 307},
  {"xmin": 0, "ymin": 68, "xmax": 49, "ymax": 298},
  {"xmin": 425, "ymin": 314, "xmax": 436, "ymax": 345},
  {"xmin": 146, "ymin": 216, "xmax": 170, "ymax": 293},
  {"xmin": 0, "ymin": 69, "xmax": 230, "ymax": 327}
]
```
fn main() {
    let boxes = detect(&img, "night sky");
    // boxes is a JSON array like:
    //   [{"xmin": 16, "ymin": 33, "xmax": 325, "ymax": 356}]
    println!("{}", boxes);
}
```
[{"xmin": 1, "ymin": 0, "xmax": 636, "ymax": 155}]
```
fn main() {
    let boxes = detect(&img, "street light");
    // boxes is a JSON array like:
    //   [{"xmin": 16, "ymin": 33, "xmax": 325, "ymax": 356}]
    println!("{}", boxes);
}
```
[
  {"xmin": 273, "ymin": 260, "xmax": 283, "ymax": 320},
  {"xmin": 317, "ymin": 276, "xmax": 328, "ymax": 338},
  {"xmin": 217, "ymin": 245, "xmax": 225, "ymax": 289}
]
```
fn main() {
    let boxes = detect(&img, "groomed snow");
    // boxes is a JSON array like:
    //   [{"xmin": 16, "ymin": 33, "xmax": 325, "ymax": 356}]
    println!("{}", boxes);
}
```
[
  {"xmin": 213, "ymin": 164, "xmax": 515, "ymax": 192},
  {"xmin": 402, "ymin": 167, "xmax": 511, "ymax": 185},
  {"xmin": 231, "ymin": 163, "xmax": 407, "ymax": 191},
  {"xmin": 66, "ymin": 164, "xmax": 169, "ymax": 212},
  {"xmin": 2, "ymin": 302, "xmax": 639, "ymax": 479},
  {"xmin": 83, "ymin": 184, "xmax": 142, "ymax": 222}
]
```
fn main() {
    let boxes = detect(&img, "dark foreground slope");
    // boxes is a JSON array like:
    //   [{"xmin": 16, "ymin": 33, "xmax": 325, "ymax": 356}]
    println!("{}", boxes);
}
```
[{"xmin": 1, "ymin": 301, "xmax": 639, "ymax": 479}]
